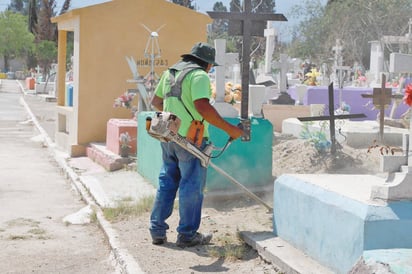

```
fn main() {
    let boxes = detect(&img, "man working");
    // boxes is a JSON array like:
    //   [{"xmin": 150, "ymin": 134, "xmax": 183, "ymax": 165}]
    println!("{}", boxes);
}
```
[{"xmin": 149, "ymin": 42, "xmax": 243, "ymax": 248}]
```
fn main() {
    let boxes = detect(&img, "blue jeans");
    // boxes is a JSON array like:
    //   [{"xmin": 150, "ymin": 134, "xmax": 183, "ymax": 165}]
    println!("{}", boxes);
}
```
[{"xmin": 149, "ymin": 140, "xmax": 207, "ymax": 241}]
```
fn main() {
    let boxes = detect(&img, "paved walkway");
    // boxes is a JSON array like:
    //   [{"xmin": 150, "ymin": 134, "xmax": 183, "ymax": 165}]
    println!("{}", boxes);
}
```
[{"xmin": 0, "ymin": 79, "xmax": 116, "ymax": 273}]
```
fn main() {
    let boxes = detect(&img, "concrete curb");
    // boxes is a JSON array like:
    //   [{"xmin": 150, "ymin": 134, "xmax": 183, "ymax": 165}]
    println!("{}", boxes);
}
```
[{"xmin": 16, "ymin": 80, "xmax": 145, "ymax": 274}]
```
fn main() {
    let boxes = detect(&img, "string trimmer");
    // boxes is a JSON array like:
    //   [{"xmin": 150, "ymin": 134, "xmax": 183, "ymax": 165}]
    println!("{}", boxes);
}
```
[{"xmin": 145, "ymin": 112, "xmax": 273, "ymax": 213}]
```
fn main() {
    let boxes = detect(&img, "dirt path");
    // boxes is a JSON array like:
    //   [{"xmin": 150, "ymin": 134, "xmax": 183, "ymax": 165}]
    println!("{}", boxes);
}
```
[{"xmin": 106, "ymin": 133, "xmax": 385, "ymax": 273}]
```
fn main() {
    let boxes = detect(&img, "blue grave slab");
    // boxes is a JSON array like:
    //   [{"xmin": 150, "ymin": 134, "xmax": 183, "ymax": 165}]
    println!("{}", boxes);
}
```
[{"xmin": 273, "ymin": 174, "xmax": 412, "ymax": 274}]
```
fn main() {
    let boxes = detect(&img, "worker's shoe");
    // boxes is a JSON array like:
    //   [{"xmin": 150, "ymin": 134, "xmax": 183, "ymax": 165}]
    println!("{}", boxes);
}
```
[
  {"xmin": 176, "ymin": 232, "xmax": 213, "ymax": 248},
  {"xmin": 152, "ymin": 236, "xmax": 167, "ymax": 245}
]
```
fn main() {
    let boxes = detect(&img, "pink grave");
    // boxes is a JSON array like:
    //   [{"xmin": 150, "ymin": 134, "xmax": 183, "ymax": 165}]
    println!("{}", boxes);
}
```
[{"xmin": 106, "ymin": 119, "xmax": 137, "ymax": 155}]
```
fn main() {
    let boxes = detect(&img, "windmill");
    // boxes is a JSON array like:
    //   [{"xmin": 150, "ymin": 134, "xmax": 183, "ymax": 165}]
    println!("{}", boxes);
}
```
[{"xmin": 141, "ymin": 23, "xmax": 166, "ymax": 93}]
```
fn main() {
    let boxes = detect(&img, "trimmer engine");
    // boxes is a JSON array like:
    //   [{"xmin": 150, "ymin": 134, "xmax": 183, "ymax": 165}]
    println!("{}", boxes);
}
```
[{"xmin": 146, "ymin": 112, "xmax": 213, "ymax": 167}]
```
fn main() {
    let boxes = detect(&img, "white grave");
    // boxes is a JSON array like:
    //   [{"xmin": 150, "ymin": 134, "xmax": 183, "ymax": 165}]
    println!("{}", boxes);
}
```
[
  {"xmin": 390, "ymin": 52, "xmax": 412, "ymax": 73},
  {"xmin": 369, "ymin": 41, "xmax": 384, "ymax": 87},
  {"xmin": 255, "ymin": 22, "xmax": 277, "ymax": 87},
  {"xmin": 213, "ymin": 39, "xmax": 239, "ymax": 117}
]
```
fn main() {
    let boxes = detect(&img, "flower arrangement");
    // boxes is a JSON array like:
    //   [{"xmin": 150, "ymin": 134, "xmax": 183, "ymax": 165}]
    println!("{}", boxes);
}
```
[
  {"xmin": 299, "ymin": 122, "xmax": 331, "ymax": 153},
  {"xmin": 210, "ymin": 82, "xmax": 242, "ymax": 105},
  {"xmin": 113, "ymin": 91, "xmax": 136, "ymax": 109},
  {"xmin": 303, "ymin": 68, "xmax": 320, "ymax": 86},
  {"xmin": 403, "ymin": 83, "xmax": 412, "ymax": 106}
]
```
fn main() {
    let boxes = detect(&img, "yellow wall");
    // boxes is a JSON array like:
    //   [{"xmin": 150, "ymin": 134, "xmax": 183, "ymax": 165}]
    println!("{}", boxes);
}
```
[{"xmin": 52, "ymin": 0, "xmax": 211, "ymax": 155}]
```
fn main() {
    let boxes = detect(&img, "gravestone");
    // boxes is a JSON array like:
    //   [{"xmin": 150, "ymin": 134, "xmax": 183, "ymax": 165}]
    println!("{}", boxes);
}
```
[
  {"xmin": 208, "ymin": 0, "xmax": 287, "ymax": 140},
  {"xmin": 255, "ymin": 21, "xmax": 277, "ymax": 86},
  {"xmin": 390, "ymin": 52, "xmax": 412, "ymax": 73},
  {"xmin": 269, "ymin": 54, "xmax": 295, "ymax": 105},
  {"xmin": 274, "ymin": 54, "xmax": 293, "ymax": 93},
  {"xmin": 361, "ymin": 74, "xmax": 403, "ymax": 142},
  {"xmin": 369, "ymin": 41, "xmax": 384, "ymax": 86},
  {"xmin": 332, "ymin": 39, "xmax": 351, "ymax": 89},
  {"xmin": 298, "ymin": 83, "xmax": 366, "ymax": 154},
  {"xmin": 263, "ymin": 22, "xmax": 276, "ymax": 75},
  {"xmin": 213, "ymin": 39, "xmax": 239, "ymax": 117}
]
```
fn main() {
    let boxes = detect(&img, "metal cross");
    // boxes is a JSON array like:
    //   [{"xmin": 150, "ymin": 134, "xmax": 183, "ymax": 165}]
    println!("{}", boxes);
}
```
[
  {"xmin": 297, "ymin": 83, "xmax": 366, "ymax": 154},
  {"xmin": 361, "ymin": 74, "xmax": 403, "ymax": 142},
  {"xmin": 207, "ymin": 0, "xmax": 287, "ymax": 141}
]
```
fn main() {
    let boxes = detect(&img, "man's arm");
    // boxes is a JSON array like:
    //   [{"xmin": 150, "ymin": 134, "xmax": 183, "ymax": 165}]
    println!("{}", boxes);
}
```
[
  {"xmin": 151, "ymin": 95, "xmax": 164, "ymax": 111},
  {"xmin": 194, "ymin": 98, "xmax": 243, "ymax": 140}
]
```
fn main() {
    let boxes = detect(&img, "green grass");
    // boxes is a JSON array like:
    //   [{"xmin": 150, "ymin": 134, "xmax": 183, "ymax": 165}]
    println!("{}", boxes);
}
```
[{"xmin": 103, "ymin": 195, "xmax": 154, "ymax": 222}]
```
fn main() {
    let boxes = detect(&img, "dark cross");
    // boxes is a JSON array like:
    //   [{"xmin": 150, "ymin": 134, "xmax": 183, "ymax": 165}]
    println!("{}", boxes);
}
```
[
  {"xmin": 361, "ymin": 74, "xmax": 403, "ymax": 142},
  {"xmin": 297, "ymin": 83, "xmax": 366, "ymax": 154},
  {"xmin": 208, "ymin": 1, "xmax": 287, "ymax": 141}
]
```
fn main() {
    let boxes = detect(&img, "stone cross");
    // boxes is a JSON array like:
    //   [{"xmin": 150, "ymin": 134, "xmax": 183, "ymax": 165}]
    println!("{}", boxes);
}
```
[
  {"xmin": 263, "ymin": 21, "xmax": 277, "ymax": 74},
  {"xmin": 208, "ymin": 0, "xmax": 287, "ymax": 141},
  {"xmin": 298, "ymin": 83, "xmax": 366, "ymax": 154},
  {"xmin": 273, "ymin": 54, "xmax": 293, "ymax": 93},
  {"xmin": 369, "ymin": 41, "xmax": 384, "ymax": 86},
  {"xmin": 35, "ymin": 65, "xmax": 41, "ymax": 74},
  {"xmin": 361, "ymin": 74, "xmax": 402, "ymax": 142},
  {"xmin": 332, "ymin": 39, "xmax": 351, "ymax": 89}
]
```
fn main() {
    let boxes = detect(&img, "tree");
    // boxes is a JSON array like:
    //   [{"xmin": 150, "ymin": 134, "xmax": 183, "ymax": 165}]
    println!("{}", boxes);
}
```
[
  {"xmin": 288, "ymin": 0, "xmax": 412, "ymax": 71},
  {"xmin": 0, "ymin": 11, "xmax": 34, "ymax": 72},
  {"xmin": 28, "ymin": 0, "xmax": 38, "ymax": 33},
  {"xmin": 171, "ymin": 0, "xmax": 194, "ymax": 9},
  {"xmin": 7, "ymin": 0, "xmax": 29, "ymax": 15},
  {"xmin": 35, "ymin": 40, "xmax": 57, "ymax": 78},
  {"xmin": 35, "ymin": 0, "xmax": 56, "ymax": 42},
  {"xmin": 59, "ymin": 0, "xmax": 71, "ymax": 15},
  {"xmin": 208, "ymin": 2, "xmax": 228, "ymax": 42}
]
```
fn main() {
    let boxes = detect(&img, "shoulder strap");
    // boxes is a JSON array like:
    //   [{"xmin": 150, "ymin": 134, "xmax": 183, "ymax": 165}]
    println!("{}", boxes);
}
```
[{"xmin": 165, "ymin": 64, "xmax": 202, "ymax": 100}]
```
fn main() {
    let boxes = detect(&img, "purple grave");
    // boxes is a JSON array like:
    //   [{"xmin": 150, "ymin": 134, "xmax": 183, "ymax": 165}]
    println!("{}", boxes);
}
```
[{"xmin": 287, "ymin": 86, "xmax": 409, "ymax": 121}]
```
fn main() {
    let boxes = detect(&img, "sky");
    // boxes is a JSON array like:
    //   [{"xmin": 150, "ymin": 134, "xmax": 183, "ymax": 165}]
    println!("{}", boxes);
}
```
[
  {"xmin": 0, "ymin": 0, "xmax": 304, "ymax": 13},
  {"xmin": 0, "ymin": 0, "xmax": 326, "ymax": 41}
]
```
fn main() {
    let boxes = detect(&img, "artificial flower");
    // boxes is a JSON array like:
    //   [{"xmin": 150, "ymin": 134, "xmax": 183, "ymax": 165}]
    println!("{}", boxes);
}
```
[
  {"xmin": 113, "ymin": 92, "xmax": 135, "ymax": 109},
  {"xmin": 403, "ymin": 83, "xmax": 412, "ymax": 106}
]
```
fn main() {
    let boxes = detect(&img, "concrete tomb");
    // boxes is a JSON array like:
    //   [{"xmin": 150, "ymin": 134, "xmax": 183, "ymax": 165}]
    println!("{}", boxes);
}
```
[{"xmin": 273, "ymin": 109, "xmax": 412, "ymax": 273}]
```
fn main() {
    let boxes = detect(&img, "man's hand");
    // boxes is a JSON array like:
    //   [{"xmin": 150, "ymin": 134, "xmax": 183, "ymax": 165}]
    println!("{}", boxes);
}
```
[{"xmin": 227, "ymin": 124, "xmax": 244, "ymax": 140}]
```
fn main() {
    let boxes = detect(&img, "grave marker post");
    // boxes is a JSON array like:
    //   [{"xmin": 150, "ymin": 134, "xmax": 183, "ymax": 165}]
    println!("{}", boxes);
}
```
[
  {"xmin": 361, "ymin": 74, "xmax": 402, "ymax": 142},
  {"xmin": 208, "ymin": 0, "xmax": 287, "ymax": 141},
  {"xmin": 298, "ymin": 83, "xmax": 366, "ymax": 154}
]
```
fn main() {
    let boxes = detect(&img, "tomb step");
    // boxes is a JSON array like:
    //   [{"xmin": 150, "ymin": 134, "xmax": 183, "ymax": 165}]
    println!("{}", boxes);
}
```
[
  {"xmin": 38, "ymin": 94, "xmax": 57, "ymax": 102},
  {"xmin": 86, "ymin": 142, "xmax": 132, "ymax": 171},
  {"xmin": 241, "ymin": 231, "xmax": 334, "ymax": 274}
]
